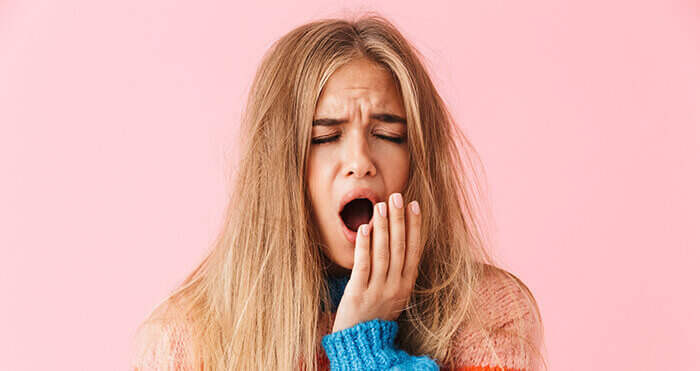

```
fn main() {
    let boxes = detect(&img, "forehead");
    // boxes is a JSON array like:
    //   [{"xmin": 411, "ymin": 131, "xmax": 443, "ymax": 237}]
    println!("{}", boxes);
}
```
[{"xmin": 314, "ymin": 59, "xmax": 404, "ymax": 116}]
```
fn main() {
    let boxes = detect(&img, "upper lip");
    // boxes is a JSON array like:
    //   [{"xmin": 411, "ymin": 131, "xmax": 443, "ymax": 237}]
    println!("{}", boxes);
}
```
[{"xmin": 338, "ymin": 188, "xmax": 380, "ymax": 214}]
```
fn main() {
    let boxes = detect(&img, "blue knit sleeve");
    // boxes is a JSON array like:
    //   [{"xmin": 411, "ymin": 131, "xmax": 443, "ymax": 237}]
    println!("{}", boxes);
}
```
[{"xmin": 321, "ymin": 319, "xmax": 440, "ymax": 370}]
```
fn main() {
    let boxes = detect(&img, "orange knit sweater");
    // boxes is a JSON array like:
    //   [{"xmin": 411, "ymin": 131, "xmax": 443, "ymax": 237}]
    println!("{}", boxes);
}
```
[{"xmin": 130, "ymin": 269, "xmax": 544, "ymax": 370}]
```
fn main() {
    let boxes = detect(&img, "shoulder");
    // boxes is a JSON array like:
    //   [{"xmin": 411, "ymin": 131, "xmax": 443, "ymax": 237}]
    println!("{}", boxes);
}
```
[
  {"xmin": 448, "ymin": 264, "xmax": 545, "ymax": 370},
  {"xmin": 473, "ymin": 265, "xmax": 542, "ymax": 330},
  {"xmin": 129, "ymin": 317, "xmax": 197, "ymax": 370}
]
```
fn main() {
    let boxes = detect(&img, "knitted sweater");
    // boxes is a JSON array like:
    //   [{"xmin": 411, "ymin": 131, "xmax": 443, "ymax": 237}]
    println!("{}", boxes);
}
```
[{"xmin": 130, "ymin": 268, "xmax": 543, "ymax": 370}]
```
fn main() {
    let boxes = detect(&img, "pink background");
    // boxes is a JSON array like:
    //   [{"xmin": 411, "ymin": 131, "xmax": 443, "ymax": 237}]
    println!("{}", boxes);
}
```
[{"xmin": 2, "ymin": 0, "xmax": 698, "ymax": 369}]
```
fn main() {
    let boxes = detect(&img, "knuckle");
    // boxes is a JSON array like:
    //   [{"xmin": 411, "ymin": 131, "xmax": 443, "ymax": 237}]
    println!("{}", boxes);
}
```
[
  {"xmin": 355, "ymin": 262, "xmax": 370, "ymax": 272},
  {"xmin": 407, "ymin": 253, "xmax": 421, "ymax": 269},
  {"xmin": 376, "ymin": 247, "xmax": 391, "ymax": 260},
  {"xmin": 393, "ymin": 242, "xmax": 406, "ymax": 255}
]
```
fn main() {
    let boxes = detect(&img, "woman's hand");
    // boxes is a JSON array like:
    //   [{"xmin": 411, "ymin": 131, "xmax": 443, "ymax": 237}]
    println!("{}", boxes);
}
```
[{"xmin": 331, "ymin": 193, "xmax": 423, "ymax": 333}]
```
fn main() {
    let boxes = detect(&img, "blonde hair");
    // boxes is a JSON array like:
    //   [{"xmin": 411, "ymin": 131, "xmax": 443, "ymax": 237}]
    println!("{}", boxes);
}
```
[{"xmin": 131, "ymin": 10, "xmax": 548, "ymax": 370}]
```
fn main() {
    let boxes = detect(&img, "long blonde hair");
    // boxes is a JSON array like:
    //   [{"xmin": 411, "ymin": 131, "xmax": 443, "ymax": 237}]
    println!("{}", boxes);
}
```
[{"xmin": 131, "ymin": 11, "xmax": 548, "ymax": 370}]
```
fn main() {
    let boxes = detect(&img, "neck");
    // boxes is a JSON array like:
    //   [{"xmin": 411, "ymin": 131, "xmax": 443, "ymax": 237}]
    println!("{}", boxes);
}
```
[
  {"xmin": 324, "ymin": 274, "xmax": 350, "ymax": 311},
  {"xmin": 327, "ymin": 264, "xmax": 351, "ymax": 277}
]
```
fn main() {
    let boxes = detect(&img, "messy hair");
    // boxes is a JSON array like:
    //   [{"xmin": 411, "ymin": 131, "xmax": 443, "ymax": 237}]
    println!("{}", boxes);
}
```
[{"xmin": 131, "ymin": 10, "xmax": 548, "ymax": 370}]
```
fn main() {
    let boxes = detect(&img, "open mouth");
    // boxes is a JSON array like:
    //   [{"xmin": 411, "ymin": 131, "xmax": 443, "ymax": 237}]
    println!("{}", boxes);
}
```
[{"xmin": 339, "ymin": 198, "xmax": 374, "ymax": 232}]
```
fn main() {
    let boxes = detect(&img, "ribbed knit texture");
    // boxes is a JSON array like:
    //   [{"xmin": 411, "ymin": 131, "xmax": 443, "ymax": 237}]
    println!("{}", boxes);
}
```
[{"xmin": 130, "ymin": 267, "xmax": 543, "ymax": 370}]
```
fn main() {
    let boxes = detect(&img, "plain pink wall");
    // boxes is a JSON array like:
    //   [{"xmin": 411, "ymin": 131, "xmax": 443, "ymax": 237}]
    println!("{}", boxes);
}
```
[{"xmin": 1, "ymin": 0, "xmax": 698, "ymax": 369}]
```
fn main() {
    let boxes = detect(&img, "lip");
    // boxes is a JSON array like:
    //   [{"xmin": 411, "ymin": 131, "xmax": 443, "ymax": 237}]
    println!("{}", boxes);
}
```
[
  {"xmin": 338, "ymin": 188, "xmax": 380, "ymax": 213},
  {"xmin": 339, "ymin": 212, "xmax": 375, "ymax": 244},
  {"xmin": 338, "ymin": 187, "xmax": 380, "ymax": 244}
]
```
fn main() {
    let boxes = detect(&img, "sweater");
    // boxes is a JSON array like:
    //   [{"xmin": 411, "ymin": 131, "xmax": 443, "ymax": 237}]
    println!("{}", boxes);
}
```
[{"xmin": 130, "ymin": 268, "xmax": 543, "ymax": 370}]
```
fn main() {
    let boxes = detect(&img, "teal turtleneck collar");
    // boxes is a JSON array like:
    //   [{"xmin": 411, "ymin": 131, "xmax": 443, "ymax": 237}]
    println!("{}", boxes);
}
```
[{"xmin": 324, "ymin": 274, "xmax": 350, "ymax": 312}]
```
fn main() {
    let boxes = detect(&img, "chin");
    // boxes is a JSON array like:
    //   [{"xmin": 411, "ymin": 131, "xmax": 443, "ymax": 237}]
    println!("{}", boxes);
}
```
[
  {"xmin": 327, "ymin": 251, "xmax": 354, "ymax": 275},
  {"xmin": 333, "ymin": 254, "xmax": 353, "ymax": 270},
  {"xmin": 340, "ymin": 258, "xmax": 354, "ymax": 270}
]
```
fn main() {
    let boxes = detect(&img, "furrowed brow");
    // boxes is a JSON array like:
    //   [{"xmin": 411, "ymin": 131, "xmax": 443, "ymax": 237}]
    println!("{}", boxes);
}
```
[
  {"xmin": 371, "ymin": 113, "xmax": 407, "ymax": 124},
  {"xmin": 312, "ymin": 113, "xmax": 407, "ymax": 126}
]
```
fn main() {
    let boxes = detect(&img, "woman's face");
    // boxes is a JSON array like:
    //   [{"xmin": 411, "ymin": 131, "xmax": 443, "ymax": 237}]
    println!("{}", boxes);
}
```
[{"xmin": 306, "ymin": 58, "xmax": 410, "ymax": 276}]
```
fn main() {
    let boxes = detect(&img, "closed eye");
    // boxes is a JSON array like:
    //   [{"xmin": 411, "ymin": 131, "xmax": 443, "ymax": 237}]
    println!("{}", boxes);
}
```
[{"xmin": 311, "ymin": 134, "xmax": 406, "ymax": 145}]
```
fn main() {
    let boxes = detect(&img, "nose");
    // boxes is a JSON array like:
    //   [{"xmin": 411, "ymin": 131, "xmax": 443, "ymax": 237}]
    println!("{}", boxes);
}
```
[{"xmin": 342, "ymin": 128, "xmax": 376, "ymax": 179}]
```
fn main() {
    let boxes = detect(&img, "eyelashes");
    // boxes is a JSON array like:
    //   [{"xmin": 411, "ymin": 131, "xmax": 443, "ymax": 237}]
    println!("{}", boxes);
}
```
[{"xmin": 311, "ymin": 134, "xmax": 406, "ymax": 145}]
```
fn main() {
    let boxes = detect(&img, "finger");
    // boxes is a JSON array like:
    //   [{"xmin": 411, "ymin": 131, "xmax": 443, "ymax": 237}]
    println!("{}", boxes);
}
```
[
  {"xmin": 369, "ymin": 201, "xmax": 389, "ymax": 288},
  {"xmin": 386, "ymin": 193, "xmax": 407, "ymax": 286},
  {"xmin": 348, "ymin": 223, "xmax": 371, "ymax": 290},
  {"xmin": 402, "ymin": 200, "xmax": 422, "ymax": 282}
]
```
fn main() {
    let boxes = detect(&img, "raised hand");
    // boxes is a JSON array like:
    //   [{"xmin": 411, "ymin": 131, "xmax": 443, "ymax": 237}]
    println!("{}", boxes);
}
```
[{"xmin": 331, "ymin": 192, "xmax": 423, "ymax": 333}]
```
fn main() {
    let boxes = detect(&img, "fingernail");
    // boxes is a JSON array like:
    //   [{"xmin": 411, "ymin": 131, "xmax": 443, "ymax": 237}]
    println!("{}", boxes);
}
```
[
  {"xmin": 378, "ymin": 202, "xmax": 387, "ymax": 217},
  {"xmin": 361, "ymin": 224, "xmax": 369, "ymax": 236},
  {"xmin": 393, "ymin": 193, "xmax": 403, "ymax": 209},
  {"xmin": 411, "ymin": 201, "xmax": 420, "ymax": 215}
]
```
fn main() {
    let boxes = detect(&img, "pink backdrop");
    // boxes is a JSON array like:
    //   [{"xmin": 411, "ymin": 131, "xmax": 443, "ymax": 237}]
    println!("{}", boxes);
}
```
[{"xmin": 1, "ymin": 0, "xmax": 698, "ymax": 369}]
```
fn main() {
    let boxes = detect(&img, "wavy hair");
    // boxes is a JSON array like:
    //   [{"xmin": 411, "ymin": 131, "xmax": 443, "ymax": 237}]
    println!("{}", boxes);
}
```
[{"xmin": 131, "ymin": 10, "xmax": 548, "ymax": 370}]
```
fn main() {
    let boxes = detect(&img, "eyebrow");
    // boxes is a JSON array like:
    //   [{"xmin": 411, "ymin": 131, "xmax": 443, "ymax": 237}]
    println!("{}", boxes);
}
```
[{"xmin": 312, "ymin": 113, "xmax": 407, "ymax": 126}]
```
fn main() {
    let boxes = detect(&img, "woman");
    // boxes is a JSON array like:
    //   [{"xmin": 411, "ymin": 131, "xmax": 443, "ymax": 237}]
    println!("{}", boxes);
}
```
[{"xmin": 131, "ymin": 12, "xmax": 547, "ymax": 370}]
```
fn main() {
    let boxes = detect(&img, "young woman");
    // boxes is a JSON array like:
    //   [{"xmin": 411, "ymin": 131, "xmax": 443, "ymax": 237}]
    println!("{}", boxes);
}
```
[{"xmin": 131, "ymin": 12, "xmax": 547, "ymax": 370}]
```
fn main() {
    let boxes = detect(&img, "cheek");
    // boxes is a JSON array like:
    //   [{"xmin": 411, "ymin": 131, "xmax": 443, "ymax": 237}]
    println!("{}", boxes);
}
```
[
  {"xmin": 306, "ymin": 155, "xmax": 333, "ymax": 207},
  {"xmin": 381, "ymin": 151, "xmax": 410, "ymax": 184},
  {"xmin": 306, "ymin": 152, "xmax": 323, "ymax": 185}
]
